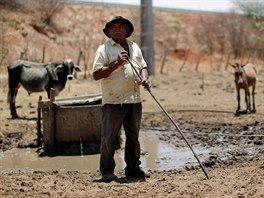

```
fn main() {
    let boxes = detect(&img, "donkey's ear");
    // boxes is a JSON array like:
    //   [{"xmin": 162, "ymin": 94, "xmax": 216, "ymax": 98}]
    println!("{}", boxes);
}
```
[{"xmin": 229, "ymin": 63, "xmax": 236, "ymax": 68}]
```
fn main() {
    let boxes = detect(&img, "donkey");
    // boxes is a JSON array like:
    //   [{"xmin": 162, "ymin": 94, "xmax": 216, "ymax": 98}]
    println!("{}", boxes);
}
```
[{"xmin": 231, "ymin": 63, "xmax": 257, "ymax": 116}]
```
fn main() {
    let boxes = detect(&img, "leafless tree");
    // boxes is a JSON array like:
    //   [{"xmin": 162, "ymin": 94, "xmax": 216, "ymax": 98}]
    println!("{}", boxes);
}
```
[
  {"xmin": 225, "ymin": 13, "xmax": 258, "ymax": 62},
  {"xmin": 232, "ymin": 0, "xmax": 264, "ymax": 61},
  {"xmin": 194, "ymin": 16, "xmax": 214, "ymax": 70},
  {"xmin": 195, "ymin": 12, "xmax": 258, "ymax": 69},
  {"xmin": 0, "ymin": 0, "xmax": 19, "ymax": 9},
  {"xmin": 155, "ymin": 12, "xmax": 185, "ymax": 72},
  {"xmin": 35, "ymin": 0, "xmax": 67, "ymax": 26}
]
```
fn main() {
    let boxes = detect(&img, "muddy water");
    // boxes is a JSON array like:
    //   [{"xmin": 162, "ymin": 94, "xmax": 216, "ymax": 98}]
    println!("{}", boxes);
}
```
[{"xmin": 0, "ymin": 133, "xmax": 208, "ymax": 173}]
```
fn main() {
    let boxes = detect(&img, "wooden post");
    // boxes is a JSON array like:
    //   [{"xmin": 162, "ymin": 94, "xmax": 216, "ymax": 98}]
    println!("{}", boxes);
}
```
[
  {"xmin": 200, "ymin": 72, "xmax": 205, "ymax": 91},
  {"xmin": 41, "ymin": 46, "xmax": 46, "ymax": 63},
  {"xmin": 75, "ymin": 50, "xmax": 83, "ymax": 78},
  {"xmin": 179, "ymin": 47, "xmax": 190, "ymax": 72},
  {"xmin": 37, "ymin": 96, "xmax": 43, "ymax": 147},
  {"xmin": 217, "ymin": 53, "xmax": 224, "ymax": 71},
  {"xmin": 50, "ymin": 88, "xmax": 55, "ymax": 102},
  {"xmin": 225, "ymin": 52, "xmax": 232, "ymax": 70},
  {"xmin": 195, "ymin": 45, "xmax": 207, "ymax": 71},
  {"xmin": 160, "ymin": 49, "xmax": 168, "ymax": 74},
  {"xmin": 251, "ymin": 51, "xmax": 257, "ymax": 64},
  {"xmin": 46, "ymin": 88, "xmax": 56, "ymax": 153},
  {"xmin": 20, "ymin": 52, "xmax": 25, "ymax": 59}
]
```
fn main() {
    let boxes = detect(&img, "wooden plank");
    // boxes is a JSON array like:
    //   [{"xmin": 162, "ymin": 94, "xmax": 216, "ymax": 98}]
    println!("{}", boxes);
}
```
[
  {"xmin": 54, "ymin": 93, "xmax": 101, "ymax": 102},
  {"xmin": 53, "ymin": 95, "xmax": 102, "ymax": 106}
]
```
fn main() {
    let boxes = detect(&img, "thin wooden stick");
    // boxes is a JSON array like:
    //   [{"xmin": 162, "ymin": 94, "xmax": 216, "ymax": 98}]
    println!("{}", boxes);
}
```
[{"xmin": 128, "ymin": 59, "xmax": 210, "ymax": 179}]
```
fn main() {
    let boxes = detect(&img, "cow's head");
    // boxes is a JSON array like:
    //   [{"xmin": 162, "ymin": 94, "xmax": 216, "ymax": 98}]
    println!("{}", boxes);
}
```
[
  {"xmin": 61, "ymin": 59, "xmax": 81, "ymax": 80},
  {"xmin": 46, "ymin": 59, "xmax": 81, "ymax": 81},
  {"xmin": 51, "ymin": 59, "xmax": 81, "ymax": 80}
]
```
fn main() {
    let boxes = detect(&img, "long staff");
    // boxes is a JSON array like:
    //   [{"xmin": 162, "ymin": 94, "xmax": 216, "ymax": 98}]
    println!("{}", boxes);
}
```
[{"xmin": 128, "ymin": 59, "xmax": 209, "ymax": 179}]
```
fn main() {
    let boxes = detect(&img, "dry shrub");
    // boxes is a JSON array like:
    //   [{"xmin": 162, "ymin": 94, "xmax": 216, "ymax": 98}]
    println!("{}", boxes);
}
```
[{"xmin": 34, "ymin": 0, "xmax": 67, "ymax": 26}]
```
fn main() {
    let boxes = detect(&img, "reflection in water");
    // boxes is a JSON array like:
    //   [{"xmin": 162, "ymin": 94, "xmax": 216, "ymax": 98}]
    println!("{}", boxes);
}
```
[{"xmin": 0, "ymin": 133, "xmax": 208, "ymax": 173}]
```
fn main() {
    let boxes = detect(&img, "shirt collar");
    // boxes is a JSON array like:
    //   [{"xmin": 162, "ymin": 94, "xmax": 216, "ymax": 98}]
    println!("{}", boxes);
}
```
[{"xmin": 109, "ymin": 38, "xmax": 133, "ymax": 46}]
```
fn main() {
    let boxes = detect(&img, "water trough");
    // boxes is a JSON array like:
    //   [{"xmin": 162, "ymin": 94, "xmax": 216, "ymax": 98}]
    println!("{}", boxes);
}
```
[{"xmin": 37, "ymin": 90, "xmax": 103, "ymax": 155}]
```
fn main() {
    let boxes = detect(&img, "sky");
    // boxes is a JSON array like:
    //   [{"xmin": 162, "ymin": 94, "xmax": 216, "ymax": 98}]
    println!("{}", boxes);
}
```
[{"xmin": 75, "ymin": 0, "xmax": 235, "ymax": 13}]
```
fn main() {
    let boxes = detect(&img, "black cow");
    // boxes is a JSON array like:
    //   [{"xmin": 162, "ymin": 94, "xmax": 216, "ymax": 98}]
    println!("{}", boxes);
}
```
[{"xmin": 7, "ymin": 59, "xmax": 81, "ymax": 118}]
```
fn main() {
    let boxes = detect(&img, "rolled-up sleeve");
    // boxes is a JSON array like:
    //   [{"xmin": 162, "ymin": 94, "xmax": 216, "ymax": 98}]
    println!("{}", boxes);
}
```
[
  {"xmin": 93, "ymin": 45, "xmax": 108, "ymax": 73},
  {"xmin": 132, "ymin": 43, "xmax": 147, "ymax": 70}
]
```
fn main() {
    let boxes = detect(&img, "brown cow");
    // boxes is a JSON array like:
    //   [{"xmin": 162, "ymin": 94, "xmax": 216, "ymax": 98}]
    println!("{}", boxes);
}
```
[{"xmin": 231, "ymin": 63, "xmax": 257, "ymax": 116}]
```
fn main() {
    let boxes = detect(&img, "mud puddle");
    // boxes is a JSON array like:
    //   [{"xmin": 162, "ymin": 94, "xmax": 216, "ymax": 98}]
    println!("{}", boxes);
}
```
[{"xmin": 0, "ymin": 132, "xmax": 209, "ymax": 173}]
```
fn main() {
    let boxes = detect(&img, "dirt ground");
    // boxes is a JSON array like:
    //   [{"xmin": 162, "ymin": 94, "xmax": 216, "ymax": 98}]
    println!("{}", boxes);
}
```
[
  {"xmin": 0, "ymin": 3, "xmax": 264, "ymax": 198},
  {"xmin": 0, "ymin": 65, "xmax": 264, "ymax": 197}
]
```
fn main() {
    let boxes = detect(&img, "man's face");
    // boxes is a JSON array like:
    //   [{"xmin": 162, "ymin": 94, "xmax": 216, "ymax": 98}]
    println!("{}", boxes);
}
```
[{"xmin": 108, "ymin": 22, "xmax": 129, "ymax": 39}]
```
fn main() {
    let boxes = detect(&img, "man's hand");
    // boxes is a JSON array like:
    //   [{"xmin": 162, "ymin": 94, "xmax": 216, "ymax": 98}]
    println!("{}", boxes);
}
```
[
  {"xmin": 93, "ymin": 51, "xmax": 129, "ymax": 80},
  {"xmin": 141, "ymin": 78, "xmax": 151, "ymax": 90},
  {"xmin": 140, "ymin": 68, "xmax": 151, "ymax": 90},
  {"xmin": 116, "ymin": 51, "xmax": 129, "ymax": 66}
]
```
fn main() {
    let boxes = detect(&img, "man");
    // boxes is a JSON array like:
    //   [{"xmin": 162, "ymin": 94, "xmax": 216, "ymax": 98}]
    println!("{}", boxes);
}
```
[{"xmin": 92, "ymin": 16, "xmax": 151, "ymax": 182}]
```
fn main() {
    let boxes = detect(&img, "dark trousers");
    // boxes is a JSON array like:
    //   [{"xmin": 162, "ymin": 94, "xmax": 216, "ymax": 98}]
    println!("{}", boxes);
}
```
[{"xmin": 100, "ymin": 103, "xmax": 142, "ymax": 175}]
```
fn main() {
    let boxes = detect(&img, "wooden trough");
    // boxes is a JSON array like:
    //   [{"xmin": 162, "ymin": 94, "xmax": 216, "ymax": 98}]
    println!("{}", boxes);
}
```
[{"xmin": 37, "ymin": 89, "xmax": 102, "ymax": 155}]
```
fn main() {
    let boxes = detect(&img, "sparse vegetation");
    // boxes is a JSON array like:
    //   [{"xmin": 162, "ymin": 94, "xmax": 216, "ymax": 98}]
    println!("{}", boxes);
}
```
[
  {"xmin": 232, "ymin": 0, "xmax": 264, "ymax": 61},
  {"xmin": 34, "ymin": 0, "xmax": 67, "ymax": 26},
  {"xmin": 0, "ymin": 2, "xmax": 264, "ymax": 73}
]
